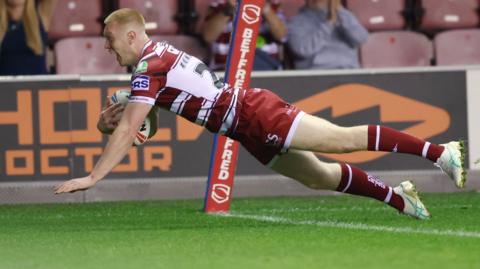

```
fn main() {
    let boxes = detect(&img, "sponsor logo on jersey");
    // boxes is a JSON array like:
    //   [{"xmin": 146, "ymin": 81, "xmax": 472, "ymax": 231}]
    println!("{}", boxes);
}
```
[
  {"xmin": 242, "ymin": 4, "xmax": 261, "ymax": 25},
  {"xmin": 131, "ymin": 75, "xmax": 150, "ymax": 91},
  {"xmin": 135, "ymin": 61, "xmax": 148, "ymax": 74}
]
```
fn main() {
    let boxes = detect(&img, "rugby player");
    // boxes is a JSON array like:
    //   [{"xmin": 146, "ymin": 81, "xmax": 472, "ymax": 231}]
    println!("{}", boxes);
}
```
[{"xmin": 55, "ymin": 9, "xmax": 466, "ymax": 220}]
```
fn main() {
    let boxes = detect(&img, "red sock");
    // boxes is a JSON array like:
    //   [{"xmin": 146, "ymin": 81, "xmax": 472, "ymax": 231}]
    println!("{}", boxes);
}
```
[
  {"xmin": 336, "ymin": 163, "xmax": 404, "ymax": 211},
  {"xmin": 367, "ymin": 125, "xmax": 444, "ymax": 162}
]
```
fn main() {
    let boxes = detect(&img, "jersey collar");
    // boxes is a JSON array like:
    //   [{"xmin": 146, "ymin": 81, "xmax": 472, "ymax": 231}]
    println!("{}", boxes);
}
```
[
  {"xmin": 140, "ymin": 39, "xmax": 153, "ymax": 57},
  {"xmin": 134, "ymin": 39, "xmax": 154, "ymax": 71}
]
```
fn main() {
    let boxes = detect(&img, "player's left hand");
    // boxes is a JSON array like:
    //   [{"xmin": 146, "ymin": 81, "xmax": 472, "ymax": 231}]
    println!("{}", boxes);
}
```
[{"xmin": 54, "ymin": 175, "xmax": 97, "ymax": 194}]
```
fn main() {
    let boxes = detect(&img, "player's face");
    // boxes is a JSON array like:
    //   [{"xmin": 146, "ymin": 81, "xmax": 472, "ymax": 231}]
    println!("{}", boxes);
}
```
[{"xmin": 103, "ymin": 22, "xmax": 136, "ymax": 66}]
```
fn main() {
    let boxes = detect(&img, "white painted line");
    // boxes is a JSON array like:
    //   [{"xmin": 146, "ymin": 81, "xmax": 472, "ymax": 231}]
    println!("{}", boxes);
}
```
[
  {"xmin": 238, "ymin": 204, "xmax": 474, "ymax": 214},
  {"xmin": 222, "ymin": 213, "xmax": 480, "ymax": 239}
]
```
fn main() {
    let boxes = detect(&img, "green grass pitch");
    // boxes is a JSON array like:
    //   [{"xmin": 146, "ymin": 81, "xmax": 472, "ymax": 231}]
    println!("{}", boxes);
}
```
[{"xmin": 0, "ymin": 192, "xmax": 479, "ymax": 269}]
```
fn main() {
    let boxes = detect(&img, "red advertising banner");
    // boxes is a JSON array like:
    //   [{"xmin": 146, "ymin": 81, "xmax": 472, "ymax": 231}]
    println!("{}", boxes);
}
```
[{"xmin": 204, "ymin": 0, "xmax": 264, "ymax": 213}]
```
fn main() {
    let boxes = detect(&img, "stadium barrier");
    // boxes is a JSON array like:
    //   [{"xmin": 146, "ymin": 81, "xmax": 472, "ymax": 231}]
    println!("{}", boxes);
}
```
[{"xmin": 0, "ymin": 67, "xmax": 478, "ymax": 203}]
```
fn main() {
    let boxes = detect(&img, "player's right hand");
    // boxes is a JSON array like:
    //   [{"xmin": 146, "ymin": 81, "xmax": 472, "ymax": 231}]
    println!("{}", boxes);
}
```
[
  {"xmin": 54, "ymin": 175, "xmax": 97, "ymax": 194},
  {"xmin": 100, "ymin": 97, "xmax": 124, "ymax": 130}
]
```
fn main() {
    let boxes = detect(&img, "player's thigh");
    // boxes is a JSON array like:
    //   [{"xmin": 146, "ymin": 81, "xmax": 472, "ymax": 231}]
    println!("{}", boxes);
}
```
[
  {"xmin": 270, "ymin": 149, "xmax": 340, "ymax": 190},
  {"xmin": 290, "ymin": 113, "xmax": 367, "ymax": 152}
]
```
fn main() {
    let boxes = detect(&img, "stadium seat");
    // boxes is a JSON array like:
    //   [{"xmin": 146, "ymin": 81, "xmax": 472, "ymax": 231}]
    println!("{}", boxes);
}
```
[
  {"xmin": 435, "ymin": 29, "xmax": 480, "ymax": 66},
  {"xmin": 49, "ymin": 0, "xmax": 103, "ymax": 41},
  {"xmin": 54, "ymin": 37, "xmax": 126, "ymax": 75},
  {"xmin": 150, "ymin": 35, "xmax": 209, "ymax": 63},
  {"xmin": 418, "ymin": 0, "xmax": 479, "ymax": 31},
  {"xmin": 346, "ymin": 0, "xmax": 407, "ymax": 31},
  {"xmin": 360, "ymin": 31, "xmax": 433, "ymax": 68},
  {"xmin": 118, "ymin": 0, "xmax": 178, "ymax": 35}
]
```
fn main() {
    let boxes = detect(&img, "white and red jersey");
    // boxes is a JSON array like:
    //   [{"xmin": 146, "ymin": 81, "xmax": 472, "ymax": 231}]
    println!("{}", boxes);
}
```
[{"xmin": 129, "ymin": 40, "xmax": 244, "ymax": 135}]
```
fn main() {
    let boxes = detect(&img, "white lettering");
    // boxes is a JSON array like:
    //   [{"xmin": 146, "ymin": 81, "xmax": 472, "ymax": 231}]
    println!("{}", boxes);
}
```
[
  {"xmin": 218, "ymin": 138, "xmax": 235, "ymax": 181},
  {"xmin": 218, "ymin": 169, "xmax": 229, "ymax": 180},
  {"xmin": 234, "ymin": 28, "xmax": 254, "ymax": 89}
]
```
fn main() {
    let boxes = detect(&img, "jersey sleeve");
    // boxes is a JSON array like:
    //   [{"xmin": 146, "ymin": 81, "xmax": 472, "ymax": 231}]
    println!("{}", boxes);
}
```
[
  {"xmin": 129, "ymin": 42, "xmax": 183, "ymax": 105},
  {"xmin": 129, "ymin": 71, "xmax": 166, "ymax": 106}
]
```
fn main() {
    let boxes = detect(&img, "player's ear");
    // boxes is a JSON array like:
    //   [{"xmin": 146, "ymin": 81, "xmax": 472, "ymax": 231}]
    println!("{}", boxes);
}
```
[{"xmin": 127, "ymin": 31, "xmax": 136, "ymax": 45}]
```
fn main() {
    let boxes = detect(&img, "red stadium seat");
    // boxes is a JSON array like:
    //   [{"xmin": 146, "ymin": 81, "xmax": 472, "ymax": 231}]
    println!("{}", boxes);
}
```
[
  {"xmin": 346, "ymin": 0, "xmax": 406, "ymax": 31},
  {"xmin": 118, "ymin": 0, "xmax": 178, "ymax": 35},
  {"xmin": 54, "ymin": 37, "xmax": 126, "ymax": 75},
  {"xmin": 435, "ymin": 29, "xmax": 480, "ymax": 66},
  {"xmin": 361, "ymin": 31, "xmax": 433, "ymax": 68},
  {"xmin": 49, "ymin": 0, "xmax": 103, "ymax": 41},
  {"xmin": 418, "ymin": 0, "xmax": 479, "ymax": 31},
  {"xmin": 150, "ymin": 35, "xmax": 209, "ymax": 62}
]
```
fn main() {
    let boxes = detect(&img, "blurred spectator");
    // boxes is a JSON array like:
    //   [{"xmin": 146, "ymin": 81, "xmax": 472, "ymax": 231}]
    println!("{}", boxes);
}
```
[
  {"xmin": 201, "ymin": 0, "xmax": 287, "ymax": 71},
  {"xmin": 0, "ymin": 0, "xmax": 57, "ymax": 75},
  {"xmin": 287, "ymin": 0, "xmax": 368, "ymax": 70}
]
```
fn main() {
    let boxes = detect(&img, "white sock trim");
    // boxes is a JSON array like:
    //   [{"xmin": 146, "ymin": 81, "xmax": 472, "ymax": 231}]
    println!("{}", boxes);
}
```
[
  {"xmin": 375, "ymin": 125, "xmax": 380, "ymax": 151},
  {"xmin": 341, "ymin": 164, "xmax": 353, "ymax": 193},
  {"xmin": 422, "ymin": 142, "xmax": 431, "ymax": 158},
  {"xmin": 384, "ymin": 187, "xmax": 393, "ymax": 203}
]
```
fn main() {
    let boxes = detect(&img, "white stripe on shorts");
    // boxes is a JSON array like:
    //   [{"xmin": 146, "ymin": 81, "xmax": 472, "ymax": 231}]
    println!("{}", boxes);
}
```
[
  {"xmin": 341, "ymin": 164, "xmax": 353, "ymax": 193},
  {"xmin": 384, "ymin": 187, "xmax": 393, "ymax": 203},
  {"xmin": 282, "ymin": 111, "xmax": 306, "ymax": 152},
  {"xmin": 422, "ymin": 142, "xmax": 431, "ymax": 158}
]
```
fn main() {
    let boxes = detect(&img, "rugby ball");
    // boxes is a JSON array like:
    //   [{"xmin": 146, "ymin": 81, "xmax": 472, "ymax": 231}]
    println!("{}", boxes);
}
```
[{"xmin": 110, "ymin": 89, "xmax": 158, "ymax": 146}]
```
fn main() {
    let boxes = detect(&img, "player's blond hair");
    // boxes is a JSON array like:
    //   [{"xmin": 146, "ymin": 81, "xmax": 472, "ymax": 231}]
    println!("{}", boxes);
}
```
[{"xmin": 104, "ymin": 8, "xmax": 145, "ymax": 28}]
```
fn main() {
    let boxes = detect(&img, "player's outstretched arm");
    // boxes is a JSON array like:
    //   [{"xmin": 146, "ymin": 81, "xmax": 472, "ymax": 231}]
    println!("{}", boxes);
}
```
[
  {"xmin": 97, "ymin": 97, "xmax": 125, "ymax": 134},
  {"xmin": 54, "ymin": 102, "xmax": 152, "ymax": 194}
]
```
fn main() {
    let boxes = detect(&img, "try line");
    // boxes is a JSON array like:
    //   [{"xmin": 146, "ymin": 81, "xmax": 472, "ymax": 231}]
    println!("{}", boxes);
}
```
[{"xmin": 221, "ymin": 213, "xmax": 480, "ymax": 239}]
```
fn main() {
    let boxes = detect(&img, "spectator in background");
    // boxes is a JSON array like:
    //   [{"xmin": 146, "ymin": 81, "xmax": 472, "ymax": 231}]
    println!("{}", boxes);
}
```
[
  {"xmin": 287, "ymin": 0, "xmax": 368, "ymax": 70},
  {"xmin": 0, "ymin": 0, "xmax": 57, "ymax": 75},
  {"xmin": 201, "ymin": 0, "xmax": 287, "ymax": 71}
]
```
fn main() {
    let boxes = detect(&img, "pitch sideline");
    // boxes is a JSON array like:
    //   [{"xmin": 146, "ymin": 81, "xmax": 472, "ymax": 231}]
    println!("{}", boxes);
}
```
[{"xmin": 222, "ymin": 212, "xmax": 480, "ymax": 239}]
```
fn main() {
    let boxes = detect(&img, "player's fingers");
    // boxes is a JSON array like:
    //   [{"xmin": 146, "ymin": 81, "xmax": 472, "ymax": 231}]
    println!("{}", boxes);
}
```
[
  {"xmin": 59, "ymin": 182, "xmax": 71, "ymax": 193},
  {"xmin": 113, "ymin": 113, "xmax": 122, "ymax": 122},
  {"xmin": 111, "ymin": 104, "xmax": 125, "ymax": 114},
  {"xmin": 54, "ymin": 181, "xmax": 68, "ymax": 192},
  {"xmin": 106, "ymin": 103, "xmax": 122, "ymax": 113},
  {"xmin": 105, "ymin": 123, "xmax": 116, "ymax": 129},
  {"xmin": 104, "ymin": 105, "xmax": 122, "ymax": 118},
  {"xmin": 106, "ymin": 97, "xmax": 112, "ymax": 107},
  {"xmin": 61, "ymin": 183, "xmax": 75, "ymax": 193},
  {"xmin": 54, "ymin": 184, "xmax": 65, "ymax": 194},
  {"xmin": 55, "ymin": 181, "xmax": 74, "ymax": 194}
]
